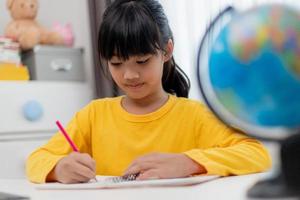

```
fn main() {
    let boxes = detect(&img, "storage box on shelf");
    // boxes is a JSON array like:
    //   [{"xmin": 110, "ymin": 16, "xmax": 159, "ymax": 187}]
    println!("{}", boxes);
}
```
[{"xmin": 22, "ymin": 45, "xmax": 85, "ymax": 81}]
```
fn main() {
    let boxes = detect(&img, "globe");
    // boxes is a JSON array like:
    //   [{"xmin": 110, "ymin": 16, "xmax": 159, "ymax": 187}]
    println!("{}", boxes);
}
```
[
  {"xmin": 197, "ymin": 4, "xmax": 300, "ymax": 198},
  {"xmin": 199, "ymin": 4, "xmax": 300, "ymax": 140}
]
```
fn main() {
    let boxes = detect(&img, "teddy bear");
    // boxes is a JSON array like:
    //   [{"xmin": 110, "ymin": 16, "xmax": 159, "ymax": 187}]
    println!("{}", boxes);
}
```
[{"xmin": 5, "ymin": 0, "xmax": 73, "ymax": 50}]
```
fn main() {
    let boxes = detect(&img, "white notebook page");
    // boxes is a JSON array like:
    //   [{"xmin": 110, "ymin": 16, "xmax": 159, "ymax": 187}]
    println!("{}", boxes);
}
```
[{"xmin": 35, "ymin": 175, "xmax": 219, "ymax": 190}]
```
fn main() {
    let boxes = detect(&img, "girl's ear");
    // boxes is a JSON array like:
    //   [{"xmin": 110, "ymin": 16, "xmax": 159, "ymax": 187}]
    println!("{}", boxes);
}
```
[{"xmin": 164, "ymin": 39, "xmax": 174, "ymax": 62}]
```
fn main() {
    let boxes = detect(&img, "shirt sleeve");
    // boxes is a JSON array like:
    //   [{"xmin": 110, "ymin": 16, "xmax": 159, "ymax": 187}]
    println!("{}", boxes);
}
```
[
  {"xmin": 26, "ymin": 102, "xmax": 93, "ymax": 183},
  {"xmin": 183, "ymin": 105, "xmax": 272, "ymax": 176}
]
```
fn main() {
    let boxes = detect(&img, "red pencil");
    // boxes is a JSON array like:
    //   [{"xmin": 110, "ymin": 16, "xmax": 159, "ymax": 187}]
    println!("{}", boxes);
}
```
[{"xmin": 55, "ymin": 120, "xmax": 79, "ymax": 152}]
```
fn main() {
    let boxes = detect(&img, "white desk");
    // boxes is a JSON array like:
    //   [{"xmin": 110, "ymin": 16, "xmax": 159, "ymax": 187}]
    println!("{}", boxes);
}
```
[{"xmin": 0, "ymin": 173, "xmax": 279, "ymax": 200}]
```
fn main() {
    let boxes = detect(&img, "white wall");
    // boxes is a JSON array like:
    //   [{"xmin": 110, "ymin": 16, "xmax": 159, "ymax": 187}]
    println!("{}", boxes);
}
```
[
  {"xmin": 0, "ymin": 0, "xmax": 95, "ymax": 91},
  {"xmin": 0, "ymin": 2, "xmax": 10, "ymax": 29}
]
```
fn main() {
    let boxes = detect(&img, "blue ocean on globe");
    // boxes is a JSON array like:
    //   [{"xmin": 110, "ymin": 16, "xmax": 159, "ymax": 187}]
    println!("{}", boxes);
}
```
[{"xmin": 209, "ymin": 4, "xmax": 300, "ymax": 128}]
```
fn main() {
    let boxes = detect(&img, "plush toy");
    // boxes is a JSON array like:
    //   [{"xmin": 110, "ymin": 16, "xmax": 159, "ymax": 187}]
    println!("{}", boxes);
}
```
[
  {"xmin": 52, "ymin": 22, "xmax": 74, "ymax": 47},
  {"xmin": 5, "ymin": 0, "xmax": 74, "ymax": 50}
]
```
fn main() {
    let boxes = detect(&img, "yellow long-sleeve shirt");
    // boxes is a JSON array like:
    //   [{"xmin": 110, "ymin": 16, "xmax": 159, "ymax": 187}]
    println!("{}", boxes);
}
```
[{"xmin": 26, "ymin": 95, "xmax": 271, "ymax": 183}]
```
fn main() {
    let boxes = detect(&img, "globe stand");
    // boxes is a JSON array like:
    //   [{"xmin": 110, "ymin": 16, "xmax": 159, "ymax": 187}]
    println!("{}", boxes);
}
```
[{"xmin": 247, "ymin": 133, "xmax": 300, "ymax": 198}]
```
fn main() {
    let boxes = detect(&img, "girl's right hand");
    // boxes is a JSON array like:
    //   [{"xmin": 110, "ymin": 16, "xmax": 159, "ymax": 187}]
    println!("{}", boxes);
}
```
[{"xmin": 46, "ymin": 152, "xmax": 96, "ymax": 184}]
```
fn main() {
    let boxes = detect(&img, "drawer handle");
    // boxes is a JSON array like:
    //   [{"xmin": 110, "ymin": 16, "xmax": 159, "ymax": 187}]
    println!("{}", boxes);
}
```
[
  {"xmin": 51, "ymin": 59, "xmax": 72, "ymax": 72},
  {"xmin": 22, "ymin": 100, "xmax": 44, "ymax": 122}
]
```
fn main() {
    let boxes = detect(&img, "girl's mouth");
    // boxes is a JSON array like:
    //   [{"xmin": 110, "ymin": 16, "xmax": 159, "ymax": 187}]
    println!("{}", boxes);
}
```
[{"xmin": 125, "ymin": 83, "xmax": 145, "ymax": 89}]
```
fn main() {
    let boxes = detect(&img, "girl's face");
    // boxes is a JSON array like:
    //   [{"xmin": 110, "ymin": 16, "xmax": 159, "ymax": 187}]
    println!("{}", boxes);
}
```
[{"xmin": 108, "ymin": 51, "xmax": 167, "ymax": 100}]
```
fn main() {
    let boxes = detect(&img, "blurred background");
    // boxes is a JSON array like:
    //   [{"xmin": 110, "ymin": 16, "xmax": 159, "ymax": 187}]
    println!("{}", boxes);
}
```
[
  {"xmin": 1, "ymin": 0, "xmax": 298, "ymax": 98},
  {"xmin": 0, "ymin": 0, "xmax": 298, "ymax": 181}
]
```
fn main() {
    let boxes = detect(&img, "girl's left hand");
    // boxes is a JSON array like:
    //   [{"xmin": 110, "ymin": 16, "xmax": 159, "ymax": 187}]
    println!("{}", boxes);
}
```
[{"xmin": 123, "ymin": 153, "xmax": 206, "ymax": 180}]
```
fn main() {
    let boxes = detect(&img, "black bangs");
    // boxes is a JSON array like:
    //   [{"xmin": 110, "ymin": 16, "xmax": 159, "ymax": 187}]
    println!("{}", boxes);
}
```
[
  {"xmin": 98, "ymin": 1, "xmax": 163, "ymax": 60},
  {"xmin": 97, "ymin": 0, "xmax": 190, "ymax": 97}
]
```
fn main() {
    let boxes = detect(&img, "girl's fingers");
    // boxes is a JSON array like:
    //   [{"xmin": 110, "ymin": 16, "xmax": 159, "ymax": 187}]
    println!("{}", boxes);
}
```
[
  {"xmin": 123, "ymin": 161, "xmax": 155, "ymax": 176},
  {"xmin": 75, "ymin": 153, "xmax": 96, "ymax": 172},
  {"xmin": 68, "ymin": 172, "xmax": 91, "ymax": 183},
  {"xmin": 124, "ymin": 153, "xmax": 162, "ymax": 174},
  {"xmin": 73, "ymin": 170, "xmax": 94, "ymax": 183},
  {"xmin": 59, "ymin": 168, "xmax": 90, "ymax": 184},
  {"xmin": 73, "ymin": 161, "xmax": 96, "ymax": 180},
  {"xmin": 137, "ymin": 169, "xmax": 160, "ymax": 180}
]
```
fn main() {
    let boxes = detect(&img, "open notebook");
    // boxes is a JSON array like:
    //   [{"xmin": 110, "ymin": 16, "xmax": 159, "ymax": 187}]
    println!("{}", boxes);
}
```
[{"xmin": 35, "ymin": 175, "xmax": 219, "ymax": 190}]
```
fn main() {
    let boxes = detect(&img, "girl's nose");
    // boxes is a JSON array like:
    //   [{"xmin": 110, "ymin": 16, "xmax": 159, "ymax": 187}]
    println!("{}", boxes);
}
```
[{"xmin": 124, "ymin": 69, "xmax": 139, "ymax": 80}]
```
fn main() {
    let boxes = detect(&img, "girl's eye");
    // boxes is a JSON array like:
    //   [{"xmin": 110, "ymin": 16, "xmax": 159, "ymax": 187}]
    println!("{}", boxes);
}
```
[
  {"xmin": 136, "ymin": 59, "xmax": 149, "ymax": 64},
  {"xmin": 110, "ymin": 62, "xmax": 122, "ymax": 66}
]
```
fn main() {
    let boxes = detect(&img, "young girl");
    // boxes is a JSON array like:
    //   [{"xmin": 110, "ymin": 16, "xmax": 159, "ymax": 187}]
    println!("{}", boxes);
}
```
[{"xmin": 26, "ymin": 0, "xmax": 271, "ymax": 184}]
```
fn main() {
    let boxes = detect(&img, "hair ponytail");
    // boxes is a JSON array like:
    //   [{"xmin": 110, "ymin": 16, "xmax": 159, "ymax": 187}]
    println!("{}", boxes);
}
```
[{"xmin": 163, "ymin": 57, "xmax": 190, "ymax": 97}]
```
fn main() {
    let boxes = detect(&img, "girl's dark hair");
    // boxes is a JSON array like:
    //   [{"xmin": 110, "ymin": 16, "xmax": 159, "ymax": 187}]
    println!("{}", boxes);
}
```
[{"xmin": 98, "ymin": 0, "xmax": 190, "ymax": 97}]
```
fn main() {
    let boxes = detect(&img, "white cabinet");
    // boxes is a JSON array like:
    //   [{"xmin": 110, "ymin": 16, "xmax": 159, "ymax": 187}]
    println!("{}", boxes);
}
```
[
  {"xmin": 0, "ymin": 81, "xmax": 93, "ymax": 178},
  {"xmin": 0, "ymin": 81, "xmax": 93, "ymax": 134},
  {"xmin": 0, "ymin": 140, "xmax": 47, "ymax": 179}
]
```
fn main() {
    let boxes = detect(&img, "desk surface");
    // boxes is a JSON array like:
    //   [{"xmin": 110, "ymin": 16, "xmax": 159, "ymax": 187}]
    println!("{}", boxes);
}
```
[{"xmin": 0, "ymin": 173, "xmax": 275, "ymax": 200}]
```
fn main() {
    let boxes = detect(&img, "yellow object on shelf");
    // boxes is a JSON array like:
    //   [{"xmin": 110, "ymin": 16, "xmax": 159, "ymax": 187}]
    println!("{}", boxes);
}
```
[{"xmin": 0, "ymin": 63, "xmax": 30, "ymax": 81}]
